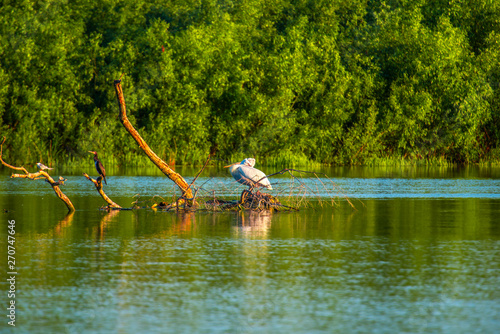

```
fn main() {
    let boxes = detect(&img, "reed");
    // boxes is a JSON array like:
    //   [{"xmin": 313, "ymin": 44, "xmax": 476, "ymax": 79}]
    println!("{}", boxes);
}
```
[{"xmin": 3, "ymin": 149, "xmax": 500, "ymax": 170}]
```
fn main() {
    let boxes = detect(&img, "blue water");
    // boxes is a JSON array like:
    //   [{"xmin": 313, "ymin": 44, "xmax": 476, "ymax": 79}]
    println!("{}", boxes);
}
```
[
  {"xmin": 0, "ymin": 166, "xmax": 499, "ymax": 333},
  {"xmin": 1, "ymin": 167, "xmax": 499, "ymax": 199}
]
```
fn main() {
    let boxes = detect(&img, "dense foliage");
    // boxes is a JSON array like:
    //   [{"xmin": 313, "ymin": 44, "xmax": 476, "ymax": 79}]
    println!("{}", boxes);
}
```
[{"xmin": 1, "ymin": 0, "xmax": 499, "ymax": 166}]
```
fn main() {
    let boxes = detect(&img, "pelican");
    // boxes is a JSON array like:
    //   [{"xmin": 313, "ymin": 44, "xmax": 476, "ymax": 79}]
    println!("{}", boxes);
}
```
[
  {"xmin": 89, "ymin": 151, "xmax": 107, "ymax": 185},
  {"xmin": 242, "ymin": 157, "xmax": 255, "ymax": 168},
  {"xmin": 36, "ymin": 162, "xmax": 53, "ymax": 171},
  {"xmin": 225, "ymin": 158, "xmax": 272, "ymax": 190}
]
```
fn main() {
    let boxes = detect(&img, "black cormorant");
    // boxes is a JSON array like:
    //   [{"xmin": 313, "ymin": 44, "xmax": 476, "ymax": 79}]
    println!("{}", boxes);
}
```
[{"xmin": 89, "ymin": 151, "xmax": 107, "ymax": 185}]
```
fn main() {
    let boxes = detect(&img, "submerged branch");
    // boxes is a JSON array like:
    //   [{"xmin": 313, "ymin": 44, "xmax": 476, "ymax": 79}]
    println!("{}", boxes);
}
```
[
  {"xmin": 1, "ymin": 137, "xmax": 75, "ymax": 212},
  {"xmin": 83, "ymin": 173, "xmax": 122, "ymax": 209},
  {"xmin": 113, "ymin": 79, "xmax": 194, "ymax": 206}
]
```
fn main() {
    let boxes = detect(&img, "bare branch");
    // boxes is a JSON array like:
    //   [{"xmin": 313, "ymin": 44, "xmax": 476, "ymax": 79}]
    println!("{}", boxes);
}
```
[
  {"xmin": 83, "ymin": 173, "xmax": 121, "ymax": 209},
  {"xmin": 113, "ymin": 79, "xmax": 194, "ymax": 206},
  {"xmin": 1, "ymin": 137, "xmax": 75, "ymax": 212}
]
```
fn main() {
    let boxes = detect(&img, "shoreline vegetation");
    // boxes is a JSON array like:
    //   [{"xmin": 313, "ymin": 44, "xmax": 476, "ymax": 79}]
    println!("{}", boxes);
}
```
[
  {"xmin": 1, "ymin": 151, "xmax": 499, "ymax": 170},
  {"xmin": 1, "ymin": 0, "xmax": 499, "ymax": 168}
]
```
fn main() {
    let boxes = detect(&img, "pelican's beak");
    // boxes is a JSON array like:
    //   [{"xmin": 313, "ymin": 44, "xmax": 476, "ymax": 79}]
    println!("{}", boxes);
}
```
[{"xmin": 224, "ymin": 162, "xmax": 237, "ymax": 168}]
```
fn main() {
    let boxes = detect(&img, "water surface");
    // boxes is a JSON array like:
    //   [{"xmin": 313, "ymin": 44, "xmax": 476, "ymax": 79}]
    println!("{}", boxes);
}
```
[{"xmin": 0, "ymin": 166, "xmax": 499, "ymax": 333}]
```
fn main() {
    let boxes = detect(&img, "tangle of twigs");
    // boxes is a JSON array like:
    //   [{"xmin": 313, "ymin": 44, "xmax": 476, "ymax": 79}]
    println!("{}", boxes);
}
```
[{"xmin": 144, "ymin": 159, "xmax": 356, "ymax": 212}]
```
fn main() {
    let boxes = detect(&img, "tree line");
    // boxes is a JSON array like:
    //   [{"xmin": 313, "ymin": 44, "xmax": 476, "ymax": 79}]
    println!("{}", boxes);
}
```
[{"xmin": 0, "ymin": 0, "xmax": 499, "ymax": 166}]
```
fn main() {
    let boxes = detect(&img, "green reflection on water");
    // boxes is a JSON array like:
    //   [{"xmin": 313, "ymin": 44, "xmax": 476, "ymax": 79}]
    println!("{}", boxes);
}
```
[
  {"xmin": 1, "ymin": 194, "xmax": 499, "ymax": 333},
  {"xmin": 0, "ymin": 166, "xmax": 499, "ymax": 333}
]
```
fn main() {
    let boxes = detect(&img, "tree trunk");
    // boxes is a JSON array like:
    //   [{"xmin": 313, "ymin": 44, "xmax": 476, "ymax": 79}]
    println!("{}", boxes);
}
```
[
  {"xmin": 113, "ymin": 80, "xmax": 194, "ymax": 205},
  {"xmin": 11, "ymin": 171, "xmax": 75, "ymax": 212}
]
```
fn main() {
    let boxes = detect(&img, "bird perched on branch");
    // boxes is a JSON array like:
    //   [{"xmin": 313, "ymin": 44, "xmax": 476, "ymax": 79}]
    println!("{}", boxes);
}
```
[
  {"xmin": 36, "ymin": 162, "xmax": 53, "ymax": 171},
  {"xmin": 225, "ymin": 158, "xmax": 272, "ymax": 190},
  {"xmin": 89, "ymin": 151, "xmax": 107, "ymax": 185}
]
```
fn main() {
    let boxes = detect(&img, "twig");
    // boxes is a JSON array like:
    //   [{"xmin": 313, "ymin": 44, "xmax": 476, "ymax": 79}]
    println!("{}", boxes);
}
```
[
  {"xmin": 181, "ymin": 154, "xmax": 212, "ymax": 204},
  {"xmin": 267, "ymin": 168, "xmax": 357, "ymax": 210}
]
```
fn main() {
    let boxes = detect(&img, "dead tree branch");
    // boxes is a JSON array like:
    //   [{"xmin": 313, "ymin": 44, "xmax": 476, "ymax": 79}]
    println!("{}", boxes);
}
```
[
  {"xmin": 83, "ymin": 173, "xmax": 121, "ymax": 209},
  {"xmin": 1, "ymin": 137, "xmax": 75, "ymax": 213},
  {"xmin": 113, "ymin": 79, "xmax": 194, "ymax": 206}
]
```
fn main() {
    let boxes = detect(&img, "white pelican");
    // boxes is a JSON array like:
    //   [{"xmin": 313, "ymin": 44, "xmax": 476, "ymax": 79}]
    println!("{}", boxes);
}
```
[
  {"xmin": 225, "ymin": 158, "xmax": 272, "ymax": 190},
  {"xmin": 242, "ymin": 157, "xmax": 255, "ymax": 167}
]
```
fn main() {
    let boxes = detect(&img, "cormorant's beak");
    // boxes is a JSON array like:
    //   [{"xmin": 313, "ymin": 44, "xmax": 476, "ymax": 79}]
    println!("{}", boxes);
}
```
[{"xmin": 224, "ymin": 162, "xmax": 237, "ymax": 168}]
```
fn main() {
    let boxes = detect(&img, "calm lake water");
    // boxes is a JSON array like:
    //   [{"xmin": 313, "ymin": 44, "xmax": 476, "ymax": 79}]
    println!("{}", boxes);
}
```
[{"xmin": 1, "ymin": 166, "xmax": 499, "ymax": 333}]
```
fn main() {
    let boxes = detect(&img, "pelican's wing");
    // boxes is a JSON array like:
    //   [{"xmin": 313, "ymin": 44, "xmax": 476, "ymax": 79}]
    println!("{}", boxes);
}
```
[
  {"xmin": 239, "ymin": 165, "xmax": 272, "ymax": 189},
  {"xmin": 231, "ymin": 165, "xmax": 254, "ymax": 187}
]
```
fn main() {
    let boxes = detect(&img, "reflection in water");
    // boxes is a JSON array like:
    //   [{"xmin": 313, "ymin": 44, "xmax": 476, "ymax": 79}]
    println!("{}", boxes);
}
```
[
  {"xmin": 176, "ymin": 211, "xmax": 195, "ymax": 233},
  {"xmin": 8, "ymin": 201, "xmax": 500, "ymax": 333},
  {"xmin": 231, "ymin": 211, "xmax": 275, "ymax": 329},
  {"xmin": 94, "ymin": 209, "xmax": 121, "ymax": 240},
  {"xmin": 53, "ymin": 211, "xmax": 75, "ymax": 236},
  {"xmin": 232, "ymin": 211, "xmax": 272, "ymax": 237},
  {"xmin": 2, "ymin": 167, "xmax": 500, "ymax": 333}
]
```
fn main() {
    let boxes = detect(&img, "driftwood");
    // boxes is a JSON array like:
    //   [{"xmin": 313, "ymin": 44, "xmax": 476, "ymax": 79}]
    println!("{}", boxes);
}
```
[
  {"xmin": 0, "ymin": 137, "xmax": 75, "ymax": 213},
  {"xmin": 205, "ymin": 190, "xmax": 291, "ymax": 212},
  {"xmin": 114, "ymin": 78, "xmax": 194, "ymax": 207},
  {"xmin": 83, "ymin": 173, "xmax": 122, "ymax": 209}
]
